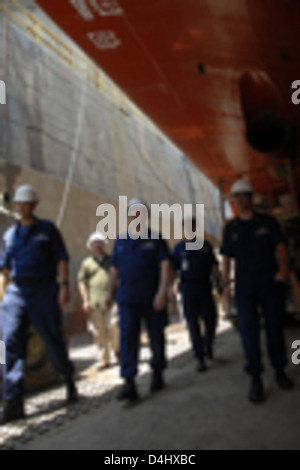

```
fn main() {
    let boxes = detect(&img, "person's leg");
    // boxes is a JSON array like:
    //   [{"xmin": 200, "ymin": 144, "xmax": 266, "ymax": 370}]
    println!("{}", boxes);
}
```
[
  {"xmin": 201, "ymin": 290, "xmax": 218, "ymax": 359},
  {"xmin": 259, "ymin": 281, "xmax": 292, "ymax": 390},
  {"xmin": 182, "ymin": 292, "xmax": 206, "ymax": 367},
  {"xmin": 1, "ymin": 285, "xmax": 28, "ymax": 422},
  {"xmin": 145, "ymin": 307, "xmax": 167, "ymax": 386},
  {"xmin": 90, "ymin": 308, "xmax": 110, "ymax": 366},
  {"xmin": 236, "ymin": 293, "xmax": 265, "ymax": 403},
  {"xmin": 211, "ymin": 294, "xmax": 219, "ymax": 342},
  {"xmin": 88, "ymin": 308, "xmax": 101, "ymax": 351},
  {"xmin": 88, "ymin": 308, "xmax": 101, "ymax": 348},
  {"xmin": 109, "ymin": 304, "xmax": 120, "ymax": 361},
  {"xmin": 2, "ymin": 285, "xmax": 28, "ymax": 401},
  {"xmin": 118, "ymin": 303, "xmax": 141, "ymax": 400},
  {"xmin": 236, "ymin": 294, "xmax": 263, "ymax": 375},
  {"xmin": 102, "ymin": 308, "xmax": 113, "ymax": 364},
  {"xmin": 27, "ymin": 283, "xmax": 76, "ymax": 402},
  {"xmin": 119, "ymin": 303, "xmax": 141, "ymax": 379}
]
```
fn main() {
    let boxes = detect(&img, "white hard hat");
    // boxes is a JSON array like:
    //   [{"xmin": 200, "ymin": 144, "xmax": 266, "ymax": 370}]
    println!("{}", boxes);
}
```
[
  {"xmin": 231, "ymin": 179, "xmax": 254, "ymax": 196},
  {"xmin": 128, "ymin": 198, "xmax": 148, "ymax": 209},
  {"xmin": 87, "ymin": 232, "xmax": 107, "ymax": 250},
  {"xmin": 13, "ymin": 185, "xmax": 39, "ymax": 203}
]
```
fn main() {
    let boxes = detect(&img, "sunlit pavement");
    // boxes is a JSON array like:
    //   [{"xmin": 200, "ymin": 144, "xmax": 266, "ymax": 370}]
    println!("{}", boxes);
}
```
[
  {"xmin": 1, "ymin": 319, "xmax": 300, "ymax": 450},
  {"xmin": 0, "ymin": 320, "xmax": 205, "ymax": 450}
]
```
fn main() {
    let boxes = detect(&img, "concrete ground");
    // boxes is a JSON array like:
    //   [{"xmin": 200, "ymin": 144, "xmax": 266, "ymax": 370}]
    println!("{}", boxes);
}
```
[{"xmin": 2, "ymin": 319, "xmax": 297, "ymax": 451}]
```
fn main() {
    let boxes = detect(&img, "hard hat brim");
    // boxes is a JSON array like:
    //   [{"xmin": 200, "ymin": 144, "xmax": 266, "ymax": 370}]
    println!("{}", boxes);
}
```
[
  {"xmin": 13, "ymin": 197, "xmax": 39, "ymax": 203},
  {"xmin": 231, "ymin": 191, "xmax": 253, "ymax": 196},
  {"xmin": 87, "ymin": 236, "xmax": 108, "ymax": 250}
]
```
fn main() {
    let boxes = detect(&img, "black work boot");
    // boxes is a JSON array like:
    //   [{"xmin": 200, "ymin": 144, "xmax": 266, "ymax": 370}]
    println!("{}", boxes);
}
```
[
  {"xmin": 249, "ymin": 374, "xmax": 265, "ymax": 404},
  {"xmin": 150, "ymin": 371, "xmax": 165, "ymax": 393},
  {"xmin": 275, "ymin": 369, "xmax": 294, "ymax": 390},
  {"xmin": 117, "ymin": 378, "xmax": 139, "ymax": 402},
  {"xmin": 0, "ymin": 398, "xmax": 25, "ymax": 424},
  {"xmin": 197, "ymin": 360, "xmax": 208, "ymax": 373},
  {"xmin": 66, "ymin": 377, "xmax": 79, "ymax": 405}
]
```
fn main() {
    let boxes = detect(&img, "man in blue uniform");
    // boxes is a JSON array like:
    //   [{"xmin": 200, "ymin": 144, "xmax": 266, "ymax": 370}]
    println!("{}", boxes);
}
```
[
  {"xmin": 173, "ymin": 219, "xmax": 221, "ymax": 372},
  {"xmin": 107, "ymin": 199, "xmax": 171, "ymax": 402},
  {"xmin": 0, "ymin": 185, "xmax": 77, "ymax": 423},
  {"xmin": 221, "ymin": 179, "xmax": 293, "ymax": 404}
]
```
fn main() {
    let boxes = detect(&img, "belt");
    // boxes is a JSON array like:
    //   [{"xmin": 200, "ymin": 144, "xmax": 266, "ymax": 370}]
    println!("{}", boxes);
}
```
[{"xmin": 12, "ymin": 277, "xmax": 55, "ymax": 287}]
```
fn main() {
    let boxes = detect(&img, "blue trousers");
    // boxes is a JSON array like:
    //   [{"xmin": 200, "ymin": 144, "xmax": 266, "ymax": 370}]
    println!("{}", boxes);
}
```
[
  {"xmin": 236, "ymin": 279, "xmax": 288, "ymax": 375},
  {"xmin": 119, "ymin": 302, "xmax": 167, "ymax": 379},
  {"xmin": 2, "ymin": 282, "xmax": 74, "ymax": 400},
  {"xmin": 182, "ymin": 286, "xmax": 217, "ymax": 362}
]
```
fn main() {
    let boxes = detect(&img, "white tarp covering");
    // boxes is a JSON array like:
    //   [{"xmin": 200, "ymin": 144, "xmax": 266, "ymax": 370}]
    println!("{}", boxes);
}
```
[{"xmin": 0, "ymin": 2, "xmax": 229, "ymax": 239}]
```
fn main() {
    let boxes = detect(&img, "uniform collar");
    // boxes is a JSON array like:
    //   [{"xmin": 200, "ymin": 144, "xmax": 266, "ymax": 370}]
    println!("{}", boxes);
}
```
[
  {"xmin": 236, "ymin": 212, "xmax": 261, "ymax": 223},
  {"xmin": 15, "ymin": 218, "xmax": 40, "ymax": 245},
  {"xmin": 17, "ymin": 217, "xmax": 40, "ymax": 229}
]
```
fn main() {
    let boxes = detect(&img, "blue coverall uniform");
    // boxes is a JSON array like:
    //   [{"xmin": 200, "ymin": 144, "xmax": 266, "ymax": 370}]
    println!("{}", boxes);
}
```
[
  {"xmin": 293, "ymin": 236, "xmax": 300, "ymax": 281},
  {"xmin": 111, "ymin": 232, "xmax": 170, "ymax": 379},
  {"xmin": 221, "ymin": 212, "xmax": 288, "ymax": 375},
  {"xmin": 0, "ymin": 218, "xmax": 74, "ymax": 400},
  {"xmin": 173, "ymin": 240, "xmax": 218, "ymax": 362}
]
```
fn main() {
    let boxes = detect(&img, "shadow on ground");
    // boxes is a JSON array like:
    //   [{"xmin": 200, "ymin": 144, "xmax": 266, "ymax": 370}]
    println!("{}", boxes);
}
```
[{"xmin": 0, "ymin": 322, "xmax": 300, "ymax": 450}]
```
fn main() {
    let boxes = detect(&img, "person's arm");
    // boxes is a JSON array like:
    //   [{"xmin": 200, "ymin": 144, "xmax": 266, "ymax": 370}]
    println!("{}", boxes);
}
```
[
  {"xmin": 0, "ymin": 231, "xmax": 12, "ymax": 279},
  {"xmin": 222, "ymin": 256, "xmax": 233, "ymax": 316},
  {"xmin": 106, "ymin": 266, "xmax": 119, "ymax": 309},
  {"xmin": 213, "ymin": 263, "xmax": 221, "ymax": 280},
  {"xmin": 77, "ymin": 261, "xmax": 91, "ymax": 313},
  {"xmin": 50, "ymin": 223, "xmax": 71, "ymax": 310},
  {"xmin": 222, "ymin": 256, "xmax": 232, "ymax": 285},
  {"xmin": 208, "ymin": 243, "xmax": 222, "ymax": 293},
  {"xmin": 212, "ymin": 263, "xmax": 223, "ymax": 294},
  {"xmin": 220, "ymin": 222, "xmax": 234, "ymax": 293},
  {"xmin": 167, "ymin": 267, "xmax": 176, "ymax": 302},
  {"xmin": 267, "ymin": 216, "xmax": 289, "ymax": 283},
  {"xmin": 170, "ymin": 246, "xmax": 180, "ymax": 300},
  {"xmin": 276, "ymin": 243, "xmax": 290, "ymax": 283},
  {"xmin": 172, "ymin": 276, "xmax": 180, "ymax": 297},
  {"xmin": 153, "ymin": 237, "xmax": 172, "ymax": 312},
  {"xmin": 153, "ymin": 259, "xmax": 171, "ymax": 312},
  {"xmin": 58, "ymin": 259, "xmax": 70, "ymax": 310},
  {"xmin": 0, "ymin": 271, "xmax": 9, "ymax": 302},
  {"xmin": 78, "ymin": 280, "xmax": 92, "ymax": 314}
]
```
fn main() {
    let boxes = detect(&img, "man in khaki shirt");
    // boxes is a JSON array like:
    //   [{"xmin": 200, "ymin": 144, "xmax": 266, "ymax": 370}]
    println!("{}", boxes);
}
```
[{"xmin": 78, "ymin": 233, "xmax": 119, "ymax": 368}]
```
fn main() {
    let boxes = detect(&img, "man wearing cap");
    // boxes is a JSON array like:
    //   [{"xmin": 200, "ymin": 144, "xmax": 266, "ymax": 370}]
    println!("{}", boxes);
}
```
[
  {"xmin": 78, "ymin": 232, "xmax": 119, "ymax": 369},
  {"xmin": 172, "ymin": 218, "xmax": 221, "ymax": 372},
  {"xmin": 107, "ymin": 198, "xmax": 171, "ymax": 402},
  {"xmin": 0, "ymin": 185, "xmax": 77, "ymax": 423},
  {"xmin": 221, "ymin": 178, "xmax": 293, "ymax": 404}
]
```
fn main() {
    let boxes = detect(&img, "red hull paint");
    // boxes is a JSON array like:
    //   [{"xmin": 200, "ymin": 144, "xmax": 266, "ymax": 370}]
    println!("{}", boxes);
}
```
[{"xmin": 37, "ymin": 0, "xmax": 300, "ymax": 199}]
